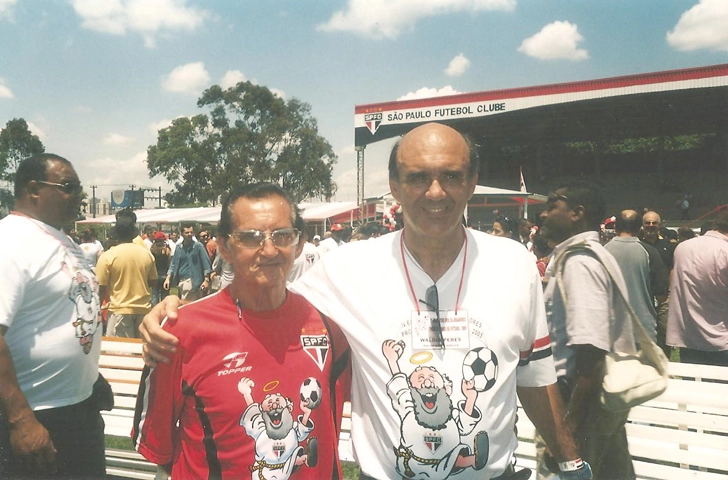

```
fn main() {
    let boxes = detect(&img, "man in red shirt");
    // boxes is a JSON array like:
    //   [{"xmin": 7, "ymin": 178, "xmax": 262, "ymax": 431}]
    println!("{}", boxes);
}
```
[{"xmin": 132, "ymin": 184, "xmax": 350, "ymax": 479}]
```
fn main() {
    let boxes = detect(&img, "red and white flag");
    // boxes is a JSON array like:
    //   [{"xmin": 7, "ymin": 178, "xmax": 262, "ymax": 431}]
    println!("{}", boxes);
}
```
[{"xmin": 519, "ymin": 167, "xmax": 527, "ymax": 193}]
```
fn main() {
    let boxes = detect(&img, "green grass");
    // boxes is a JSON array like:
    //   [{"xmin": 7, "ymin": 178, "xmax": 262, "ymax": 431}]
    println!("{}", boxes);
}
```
[
  {"xmin": 342, "ymin": 461, "xmax": 360, "ymax": 479},
  {"xmin": 106, "ymin": 435, "xmax": 134, "ymax": 450}
]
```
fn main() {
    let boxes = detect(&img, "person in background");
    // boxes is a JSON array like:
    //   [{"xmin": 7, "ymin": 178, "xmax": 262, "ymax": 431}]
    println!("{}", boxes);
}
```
[
  {"xmin": 667, "ymin": 210, "xmax": 728, "ymax": 366},
  {"xmin": 317, "ymin": 223, "xmax": 345, "ymax": 256},
  {"xmin": 164, "ymin": 223, "xmax": 211, "ymax": 301},
  {"xmin": 79, "ymin": 227, "xmax": 104, "ymax": 269},
  {"xmin": 96, "ymin": 219, "xmax": 157, "ymax": 338},
  {"xmin": 676, "ymin": 226, "xmax": 695, "ymax": 243},
  {"xmin": 150, "ymin": 231, "xmax": 172, "ymax": 306},
  {"xmin": 491, "ymin": 214, "xmax": 520, "ymax": 242},
  {"xmin": 539, "ymin": 182, "xmax": 636, "ymax": 478}
]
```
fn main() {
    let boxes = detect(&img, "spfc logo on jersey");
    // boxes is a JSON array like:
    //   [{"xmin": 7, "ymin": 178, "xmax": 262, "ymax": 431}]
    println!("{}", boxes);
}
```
[
  {"xmin": 365, "ymin": 113, "xmax": 382, "ymax": 135},
  {"xmin": 273, "ymin": 441, "xmax": 285, "ymax": 459},
  {"xmin": 424, "ymin": 434, "xmax": 442, "ymax": 454},
  {"xmin": 301, "ymin": 335, "xmax": 329, "ymax": 371}
]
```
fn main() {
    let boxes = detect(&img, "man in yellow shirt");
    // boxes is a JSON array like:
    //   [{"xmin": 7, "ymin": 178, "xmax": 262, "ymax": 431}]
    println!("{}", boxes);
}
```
[{"xmin": 97, "ymin": 219, "xmax": 158, "ymax": 337}]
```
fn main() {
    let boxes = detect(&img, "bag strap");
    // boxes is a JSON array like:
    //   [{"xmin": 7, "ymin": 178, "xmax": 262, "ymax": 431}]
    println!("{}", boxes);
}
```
[{"xmin": 552, "ymin": 242, "xmax": 663, "ymax": 366}]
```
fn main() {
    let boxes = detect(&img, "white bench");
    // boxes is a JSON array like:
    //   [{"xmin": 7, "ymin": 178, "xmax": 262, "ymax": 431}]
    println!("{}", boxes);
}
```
[
  {"xmin": 99, "ymin": 337, "xmax": 355, "ymax": 478},
  {"xmin": 513, "ymin": 362, "xmax": 728, "ymax": 479},
  {"xmin": 100, "ymin": 337, "xmax": 156, "ymax": 479},
  {"xmin": 101, "ymin": 337, "xmax": 728, "ymax": 479}
]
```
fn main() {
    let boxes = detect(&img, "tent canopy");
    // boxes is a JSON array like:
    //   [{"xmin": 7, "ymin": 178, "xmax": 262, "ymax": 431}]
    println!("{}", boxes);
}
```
[{"xmin": 77, "ymin": 202, "xmax": 363, "ymax": 226}]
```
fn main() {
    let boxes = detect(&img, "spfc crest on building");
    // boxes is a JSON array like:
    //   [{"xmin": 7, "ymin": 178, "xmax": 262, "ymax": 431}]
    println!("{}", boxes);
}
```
[{"xmin": 365, "ymin": 113, "xmax": 382, "ymax": 135}]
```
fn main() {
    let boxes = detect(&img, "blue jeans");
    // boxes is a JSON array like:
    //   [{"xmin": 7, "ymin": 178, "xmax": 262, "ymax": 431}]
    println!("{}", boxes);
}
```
[{"xmin": 151, "ymin": 275, "xmax": 168, "ymax": 306}]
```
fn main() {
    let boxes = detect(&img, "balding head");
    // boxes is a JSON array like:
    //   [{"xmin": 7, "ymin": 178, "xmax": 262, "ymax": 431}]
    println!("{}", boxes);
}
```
[
  {"xmin": 616, "ymin": 209, "xmax": 641, "ymax": 236},
  {"xmin": 642, "ymin": 210, "xmax": 661, "ymax": 242},
  {"xmin": 388, "ymin": 123, "xmax": 478, "ymax": 181}
]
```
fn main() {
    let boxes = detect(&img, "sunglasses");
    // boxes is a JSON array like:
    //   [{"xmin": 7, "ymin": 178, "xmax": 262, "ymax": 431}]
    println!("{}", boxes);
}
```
[
  {"xmin": 419, "ymin": 284, "xmax": 444, "ymax": 349},
  {"xmin": 230, "ymin": 228, "xmax": 300, "ymax": 249},
  {"xmin": 37, "ymin": 180, "xmax": 83, "ymax": 195}
]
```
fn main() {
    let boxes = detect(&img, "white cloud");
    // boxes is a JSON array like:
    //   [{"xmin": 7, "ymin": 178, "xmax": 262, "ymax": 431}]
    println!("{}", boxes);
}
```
[
  {"xmin": 0, "ymin": 77, "xmax": 13, "ymax": 99},
  {"xmin": 162, "ymin": 61, "xmax": 210, "ymax": 94},
  {"xmin": 318, "ymin": 0, "xmax": 515, "ymax": 40},
  {"xmin": 103, "ymin": 133, "xmax": 134, "ymax": 145},
  {"xmin": 667, "ymin": 0, "xmax": 728, "ymax": 52},
  {"xmin": 85, "ymin": 152, "xmax": 170, "ymax": 200},
  {"xmin": 71, "ymin": 0, "xmax": 209, "ymax": 48},
  {"xmin": 148, "ymin": 118, "xmax": 173, "ymax": 135},
  {"xmin": 220, "ymin": 69, "xmax": 246, "ymax": 89},
  {"xmin": 397, "ymin": 85, "xmax": 460, "ymax": 101},
  {"xmin": 518, "ymin": 21, "xmax": 589, "ymax": 60},
  {"xmin": 26, "ymin": 121, "xmax": 47, "ymax": 141},
  {"xmin": 445, "ymin": 53, "xmax": 471, "ymax": 77},
  {"xmin": 0, "ymin": 0, "xmax": 17, "ymax": 21},
  {"xmin": 270, "ymin": 88, "xmax": 286, "ymax": 99}
]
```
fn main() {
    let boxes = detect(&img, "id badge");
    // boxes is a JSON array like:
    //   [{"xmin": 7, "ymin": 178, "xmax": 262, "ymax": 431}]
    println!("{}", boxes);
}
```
[{"xmin": 411, "ymin": 310, "xmax": 470, "ymax": 350}]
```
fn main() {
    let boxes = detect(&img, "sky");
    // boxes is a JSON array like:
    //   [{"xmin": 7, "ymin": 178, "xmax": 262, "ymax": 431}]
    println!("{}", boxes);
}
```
[{"xmin": 1, "ymin": 0, "xmax": 727, "ymax": 206}]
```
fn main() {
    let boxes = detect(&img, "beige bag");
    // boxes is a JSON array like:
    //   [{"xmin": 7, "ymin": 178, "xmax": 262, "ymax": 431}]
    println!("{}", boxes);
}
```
[{"xmin": 554, "ymin": 242, "xmax": 668, "ymax": 412}]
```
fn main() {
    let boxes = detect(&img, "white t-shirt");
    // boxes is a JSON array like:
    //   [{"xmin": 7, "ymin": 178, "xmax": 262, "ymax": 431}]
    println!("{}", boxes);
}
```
[
  {"xmin": 291, "ymin": 229, "xmax": 555, "ymax": 479},
  {"xmin": 317, "ymin": 236, "xmax": 341, "ymax": 257},
  {"xmin": 80, "ymin": 241, "xmax": 104, "ymax": 267},
  {"xmin": 0, "ymin": 214, "xmax": 102, "ymax": 410},
  {"xmin": 287, "ymin": 241, "xmax": 320, "ymax": 283}
]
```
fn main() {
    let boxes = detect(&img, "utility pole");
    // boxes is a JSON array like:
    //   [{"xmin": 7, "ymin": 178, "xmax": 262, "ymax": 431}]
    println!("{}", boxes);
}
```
[
  {"xmin": 129, "ymin": 185, "xmax": 135, "ymax": 210},
  {"xmin": 356, "ymin": 145, "xmax": 365, "ymax": 222},
  {"xmin": 91, "ymin": 185, "xmax": 97, "ymax": 218}
]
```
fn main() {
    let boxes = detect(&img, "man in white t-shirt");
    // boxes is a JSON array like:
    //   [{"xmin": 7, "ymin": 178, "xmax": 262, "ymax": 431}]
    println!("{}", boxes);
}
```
[
  {"xmin": 140, "ymin": 123, "xmax": 590, "ymax": 479},
  {"xmin": 317, "ymin": 224, "xmax": 345, "ymax": 257},
  {"xmin": 0, "ymin": 154, "xmax": 105, "ymax": 478}
]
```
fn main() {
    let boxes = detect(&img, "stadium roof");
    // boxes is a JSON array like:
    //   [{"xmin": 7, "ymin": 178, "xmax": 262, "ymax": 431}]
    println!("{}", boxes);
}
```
[{"xmin": 354, "ymin": 63, "xmax": 728, "ymax": 149}]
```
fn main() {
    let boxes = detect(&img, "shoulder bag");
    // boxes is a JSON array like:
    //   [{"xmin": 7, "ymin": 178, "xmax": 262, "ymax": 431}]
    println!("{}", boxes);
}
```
[{"xmin": 553, "ymin": 242, "xmax": 669, "ymax": 412}]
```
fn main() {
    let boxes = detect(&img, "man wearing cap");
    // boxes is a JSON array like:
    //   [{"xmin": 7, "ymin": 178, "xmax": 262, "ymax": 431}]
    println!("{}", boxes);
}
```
[
  {"xmin": 97, "ymin": 219, "xmax": 158, "ymax": 337},
  {"xmin": 312, "ymin": 234, "xmax": 321, "ymax": 247},
  {"xmin": 318, "ymin": 223, "xmax": 345, "ymax": 257}
]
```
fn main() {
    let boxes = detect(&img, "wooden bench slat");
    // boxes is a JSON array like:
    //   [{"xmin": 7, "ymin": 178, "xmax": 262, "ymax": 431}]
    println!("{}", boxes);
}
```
[
  {"xmin": 629, "ymin": 405, "xmax": 728, "ymax": 432},
  {"xmin": 629, "ymin": 440, "xmax": 728, "ymax": 471},
  {"xmin": 668, "ymin": 362, "xmax": 728, "ymax": 382},
  {"xmin": 634, "ymin": 459, "xmax": 728, "ymax": 480}
]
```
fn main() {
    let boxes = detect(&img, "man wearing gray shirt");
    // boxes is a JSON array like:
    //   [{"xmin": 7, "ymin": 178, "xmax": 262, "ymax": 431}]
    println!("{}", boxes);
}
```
[{"xmin": 605, "ymin": 210, "xmax": 669, "ymax": 342}]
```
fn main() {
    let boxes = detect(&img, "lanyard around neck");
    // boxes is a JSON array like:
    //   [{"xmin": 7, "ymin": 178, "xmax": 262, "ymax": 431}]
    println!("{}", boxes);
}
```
[{"xmin": 400, "ymin": 228, "xmax": 468, "ymax": 315}]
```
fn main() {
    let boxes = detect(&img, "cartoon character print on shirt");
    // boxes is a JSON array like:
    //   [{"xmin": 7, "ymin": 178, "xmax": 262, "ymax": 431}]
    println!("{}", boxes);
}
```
[
  {"xmin": 238, "ymin": 377, "xmax": 320, "ymax": 479},
  {"xmin": 63, "ymin": 261, "xmax": 101, "ymax": 354},
  {"xmin": 382, "ymin": 340, "xmax": 497, "ymax": 479}
]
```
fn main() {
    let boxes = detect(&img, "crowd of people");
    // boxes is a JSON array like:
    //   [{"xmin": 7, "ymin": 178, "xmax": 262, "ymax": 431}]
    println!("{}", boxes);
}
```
[{"xmin": 0, "ymin": 124, "xmax": 725, "ymax": 479}]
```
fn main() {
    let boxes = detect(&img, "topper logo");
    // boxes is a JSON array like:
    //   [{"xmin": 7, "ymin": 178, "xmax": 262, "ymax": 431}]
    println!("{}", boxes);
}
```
[{"xmin": 222, "ymin": 352, "xmax": 248, "ymax": 369}]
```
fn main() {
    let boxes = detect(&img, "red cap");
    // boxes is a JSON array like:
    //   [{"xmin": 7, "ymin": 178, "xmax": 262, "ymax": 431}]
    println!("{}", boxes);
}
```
[
  {"xmin": 330, "ymin": 223, "xmax": 344, "ymax": 231},
  {"xmin": 153, "ymin": 231, "xmax": 167, "ymax": 241}
]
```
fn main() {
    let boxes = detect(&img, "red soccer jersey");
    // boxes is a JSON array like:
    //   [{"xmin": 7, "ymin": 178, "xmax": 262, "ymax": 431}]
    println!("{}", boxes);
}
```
[{"xmin": 133, "ymin": 289, "xmax": 350, "ymax": 479}]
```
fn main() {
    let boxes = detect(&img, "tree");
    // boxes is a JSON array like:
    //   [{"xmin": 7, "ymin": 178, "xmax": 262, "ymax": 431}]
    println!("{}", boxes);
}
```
[
  {"xmin": 0, "ymin": 118, "xmax": 45, "ymax": 212},
  {"xmin": 147, "ymin": 82, "xmax": 337, "ymax": 206}
]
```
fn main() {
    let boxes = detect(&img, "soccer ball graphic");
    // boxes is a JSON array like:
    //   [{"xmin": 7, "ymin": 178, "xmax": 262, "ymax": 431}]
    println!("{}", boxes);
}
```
[
  {"xmin": 300, "ymin": 377, "xmax": 322, "ymax": 409},
  {"xmin": 462, "ymin": 347, "xmax": 498, "ymax": 392}
]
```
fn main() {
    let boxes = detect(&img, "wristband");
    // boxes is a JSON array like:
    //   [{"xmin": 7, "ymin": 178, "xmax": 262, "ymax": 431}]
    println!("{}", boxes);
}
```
[{"xmin": 558, "ymin": 458, "xmax": 584, "ymax": 472}]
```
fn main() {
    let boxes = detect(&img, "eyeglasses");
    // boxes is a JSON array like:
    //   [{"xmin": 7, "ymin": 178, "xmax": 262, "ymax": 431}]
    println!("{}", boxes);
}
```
[
  {"xmin": 37, "ymin": 180, "xmax": 83, "ymax": 195},
  {"xmin": 419, "ymin": 284, "xmax": 444, "ymax": 349},
  {"xmin": 230, "ymin": 228, "xmax": 300, "ymax": 249}
]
